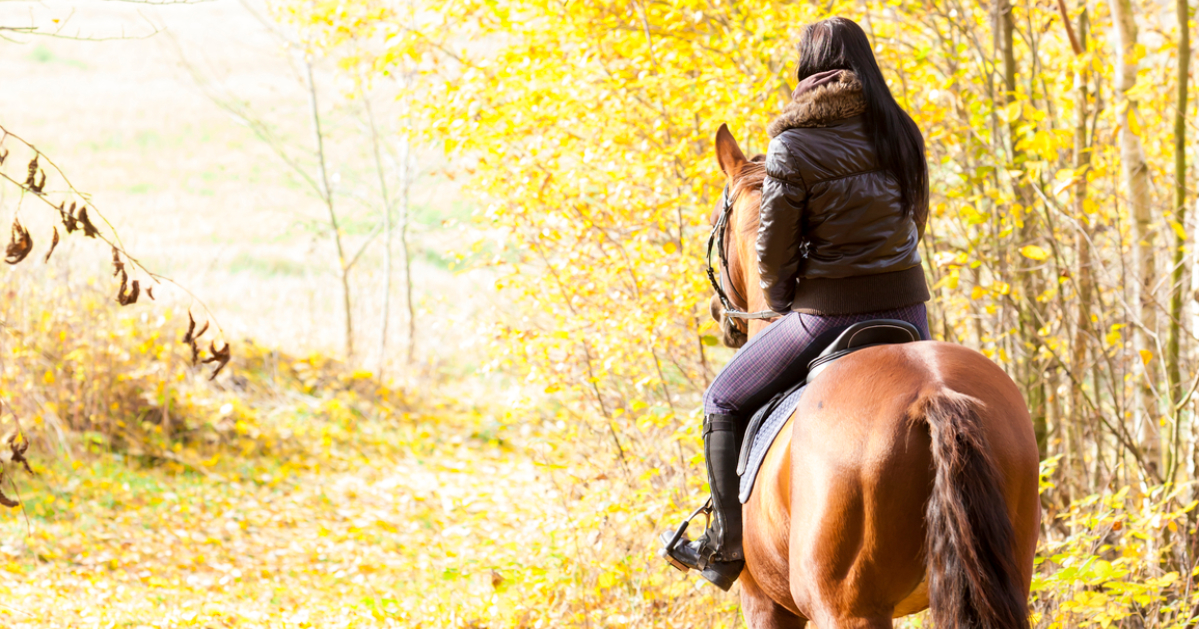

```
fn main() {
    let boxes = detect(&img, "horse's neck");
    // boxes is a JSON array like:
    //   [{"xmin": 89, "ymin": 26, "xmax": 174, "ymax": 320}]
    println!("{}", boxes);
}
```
[{"xmin": 733, "ymin": 220, "xmax": 775, "ymax": 338}]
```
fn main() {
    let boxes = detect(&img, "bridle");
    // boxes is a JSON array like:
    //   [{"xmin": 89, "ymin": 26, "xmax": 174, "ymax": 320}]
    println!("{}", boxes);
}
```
[{"xmin": 705, "ymin": 184, "xmax": 777, "ymax": 325}]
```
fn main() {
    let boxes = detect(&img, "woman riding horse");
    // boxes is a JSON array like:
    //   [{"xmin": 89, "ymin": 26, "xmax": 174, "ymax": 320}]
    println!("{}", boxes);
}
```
[
  {"xmin": 659, "ymin": 16, "xmax": 1039, "ymax": 629},
  {"xmin": 661, "ymin": 17, "xmax": 932, "ymax": 589}
]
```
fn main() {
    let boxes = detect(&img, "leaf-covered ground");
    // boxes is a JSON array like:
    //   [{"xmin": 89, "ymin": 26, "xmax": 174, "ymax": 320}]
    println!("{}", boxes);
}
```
[
  {"xmin": 0, "ymin": 385, "xmax": 735, "ymax": 629},
  {"xmin": 0, "ymin": 415, "xmax": 564, "ymax": 627}
]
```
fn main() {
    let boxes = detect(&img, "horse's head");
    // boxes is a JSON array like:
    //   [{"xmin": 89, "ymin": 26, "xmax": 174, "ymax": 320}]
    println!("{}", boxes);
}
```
[{"xmin": 709, "ymin": 124, "xmax": 773, "ymax": 349}]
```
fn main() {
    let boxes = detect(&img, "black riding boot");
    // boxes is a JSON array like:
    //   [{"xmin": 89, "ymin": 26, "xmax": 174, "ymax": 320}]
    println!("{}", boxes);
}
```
[{"xmin": 658, "ymin": 413, "xmax": 745, "ymax": 590}]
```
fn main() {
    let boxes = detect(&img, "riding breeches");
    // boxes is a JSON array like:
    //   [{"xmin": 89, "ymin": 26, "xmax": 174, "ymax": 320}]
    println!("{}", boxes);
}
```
[{"xmin": 702, "ymin": 303, "xmax": 931, "ymax": 417}]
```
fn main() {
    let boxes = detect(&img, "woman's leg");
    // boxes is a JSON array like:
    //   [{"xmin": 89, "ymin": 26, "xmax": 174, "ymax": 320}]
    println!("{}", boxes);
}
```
[
  {"xmin": 705, "ymin": 313, "xmax": 856, "ymax": 417},
  {"xmin": 670, "ymin": 312, "xmax": 848, "ymax": 589},
  {"xmin": 704, "ymin": 303, "xmax": 930, "ymax": 417}
]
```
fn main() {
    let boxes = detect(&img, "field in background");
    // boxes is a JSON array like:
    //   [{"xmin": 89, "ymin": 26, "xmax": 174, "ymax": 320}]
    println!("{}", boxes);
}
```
[
  {"xmin": 0, "ymin": 0, "xmax": 490, "ymax": 376},
  {"xmin": 0, "ymin": 3, "xmax": 580, "ymax": 625}
]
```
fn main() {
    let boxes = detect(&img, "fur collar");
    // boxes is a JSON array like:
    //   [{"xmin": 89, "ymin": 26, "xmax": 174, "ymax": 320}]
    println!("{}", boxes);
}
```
[{"xmin": 767, "ymin": 70, "xmax": 867, "ymax": 138}]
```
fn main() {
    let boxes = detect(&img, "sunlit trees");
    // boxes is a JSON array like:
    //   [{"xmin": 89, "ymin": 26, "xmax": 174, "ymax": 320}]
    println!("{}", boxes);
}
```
[{"xmin": 292, "ymin": 0, "xmax": 1195, "ymax": 623}]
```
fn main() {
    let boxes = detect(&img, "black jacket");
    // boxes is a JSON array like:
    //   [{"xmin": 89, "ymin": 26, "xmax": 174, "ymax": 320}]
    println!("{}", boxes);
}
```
[{"xmin": 758, "ymin": 70, "xmax": 929, "ymax": 315}]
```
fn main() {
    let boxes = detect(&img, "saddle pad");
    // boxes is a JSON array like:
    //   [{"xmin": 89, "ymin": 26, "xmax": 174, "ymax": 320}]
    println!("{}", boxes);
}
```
[{"xmin": 738, "ymin": 384, "xmax": 806, "ymax": 504}]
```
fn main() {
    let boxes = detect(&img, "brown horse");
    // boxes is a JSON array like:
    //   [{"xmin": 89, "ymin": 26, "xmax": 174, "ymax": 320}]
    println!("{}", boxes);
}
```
[{"xmin": 709, "ymin": 124, "xmax": 1040, "ymax": 629}]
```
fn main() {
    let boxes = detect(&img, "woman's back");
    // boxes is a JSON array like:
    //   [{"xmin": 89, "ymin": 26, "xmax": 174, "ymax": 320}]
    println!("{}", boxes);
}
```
[{"xmin": 759, "ymin": 69, "xmax": 928, "ymax": 315}]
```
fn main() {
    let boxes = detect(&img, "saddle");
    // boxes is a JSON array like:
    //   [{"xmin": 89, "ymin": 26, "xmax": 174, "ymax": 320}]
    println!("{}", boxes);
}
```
[{"xmin": 736, "ymin": 320, "xmax": 922, "ymax": 503}]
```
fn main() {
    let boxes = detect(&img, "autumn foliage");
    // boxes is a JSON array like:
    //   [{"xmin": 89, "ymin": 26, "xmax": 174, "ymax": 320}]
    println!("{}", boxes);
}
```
[
  {"xmin": 0, "ymin": 0, "xmax": 1194, "ymax": 625},
  {"xmin": 278, "ymin": 0, "xmax": 1199, "ymax": 625}
]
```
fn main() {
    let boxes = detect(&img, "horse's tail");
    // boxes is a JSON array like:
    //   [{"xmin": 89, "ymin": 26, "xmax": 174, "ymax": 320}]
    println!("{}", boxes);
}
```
[{"xmin": 914, "ymin": 390, "xmax": 1030, "ymax": 629}]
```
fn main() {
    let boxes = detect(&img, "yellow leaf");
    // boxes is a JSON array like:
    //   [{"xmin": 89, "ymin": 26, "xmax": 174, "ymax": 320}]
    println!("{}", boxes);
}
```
[
  {"xmin": 1139, "ymin": 349, "xmax": 1153, "ymax": 365},
  {"xmin": 1004, "ymin": 100, "xmax": 1022, "ymax": 122},
  {"xmin": 1020, "ymin": 245, "xmax": 1050, "ymax": 261},
  {"xmin": 1127, "ymin": 110, "xmax": 1141, "ymax": 137},
  {"xmin": 1052, "ymin": 168, "xmax": 1080, "ymax": 196},
  {"xmin": 970, "ymin": 285, "xmax": 985, "ymax": 301},
  {"xmin": 662, "ymin": 241, "xmax": 677, "ymax": 254},
  {"xmin": 1170, "ymin": 220, "xmax": 1187, "ymax": 240}
]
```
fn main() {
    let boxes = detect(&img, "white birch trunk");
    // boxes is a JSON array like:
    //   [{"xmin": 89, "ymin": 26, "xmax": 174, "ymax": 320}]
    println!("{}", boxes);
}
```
[{"xmin": 1108, "ymin": 0, "xmax": 1161, "ymax": 476}]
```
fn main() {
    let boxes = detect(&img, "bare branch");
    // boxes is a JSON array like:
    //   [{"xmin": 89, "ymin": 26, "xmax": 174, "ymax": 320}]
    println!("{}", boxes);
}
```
[{"xmin": 0, "ymin": 125, "xmax": 227, "ymax": 334}]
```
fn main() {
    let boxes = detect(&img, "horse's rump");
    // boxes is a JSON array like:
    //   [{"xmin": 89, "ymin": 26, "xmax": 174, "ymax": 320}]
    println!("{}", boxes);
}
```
[{"xmin": 744, "ymin": 342, "xmax": 1039, "ymax": 626}]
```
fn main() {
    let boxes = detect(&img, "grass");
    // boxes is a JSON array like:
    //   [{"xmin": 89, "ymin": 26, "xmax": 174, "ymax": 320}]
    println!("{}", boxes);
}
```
[
  {"xmin": 0, "ymin": 292, "xmax": 737, "ymax": 627},
  {"xmin": 227, "ymin": 251, "xmax": 311, "ymax": 278},
  {"xmin": 0, "ymin": 389, "xmax": 727, "ymax": 628},
  {"xmin": 0, "ymin": 357, "xmax": 492, "ymax": 627},
  {"xmin": 27, "ymin": 44, "xmax": 89, "ymax": 70}
]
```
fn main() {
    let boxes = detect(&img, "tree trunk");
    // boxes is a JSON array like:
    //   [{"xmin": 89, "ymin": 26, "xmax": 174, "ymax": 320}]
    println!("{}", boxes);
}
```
[
  {"xmin": 304, "ymin": 59, "xmax": 355, "ymax": 361},
  {"xmin": 364, "ymin": 92, "xmax": 393, "ymax": 378},
  {"xmin": 1164, "ymin": 0, "xmax": 1192, "ymax": 483},
  {"xmin": 998, "ymin": 0, "xmax": 1048, "ymax": 456},
  {"xmin": 400, "ymin": 135, "xmax": 416, "ymax": 367},
  {"xmin": 1070, "ymin": 7, "xmax": 1094, "ymax": 495},
  {"xmin": 1108, "ymin": 0, "xmax": 1161, "ymax": 477}
]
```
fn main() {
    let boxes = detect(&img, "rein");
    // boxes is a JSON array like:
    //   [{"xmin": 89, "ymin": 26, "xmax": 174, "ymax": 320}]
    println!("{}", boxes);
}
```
[{"xmin": 705, "ymin": 185, "xmax": 777, "ymax": 323}]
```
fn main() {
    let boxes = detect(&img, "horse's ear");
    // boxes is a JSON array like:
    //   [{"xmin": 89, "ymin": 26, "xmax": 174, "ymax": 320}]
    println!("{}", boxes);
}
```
[{"xmin": 715, "ymin": 124, "xmax": 748, "ymax": 177}]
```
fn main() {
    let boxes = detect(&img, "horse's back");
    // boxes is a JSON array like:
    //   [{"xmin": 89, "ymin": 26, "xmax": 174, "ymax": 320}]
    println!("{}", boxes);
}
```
[{"xmin": 746, "ymin": 341, "xmax": 1039, "ymax": 626}]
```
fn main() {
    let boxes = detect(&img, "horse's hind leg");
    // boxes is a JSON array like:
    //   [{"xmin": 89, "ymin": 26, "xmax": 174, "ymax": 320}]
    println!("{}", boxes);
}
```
[{"xmin": 740, "ymin": 570, "xmax": 807, "ymax": 629}]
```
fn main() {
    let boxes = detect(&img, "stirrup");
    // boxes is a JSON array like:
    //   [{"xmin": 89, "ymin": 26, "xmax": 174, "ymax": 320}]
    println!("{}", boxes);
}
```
[{"xmin": 658, "ymin": 498, "xmax": 712, "ymax": 572}]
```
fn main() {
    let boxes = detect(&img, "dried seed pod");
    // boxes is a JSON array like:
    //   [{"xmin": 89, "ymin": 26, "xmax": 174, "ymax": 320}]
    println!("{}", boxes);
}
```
[
  {"xmin": 118, "ymin": 278, "xmax": 139, "ymax": 306},
  {"xmin": 62, "ymin": 202, "xmax": 78, "ymax": 234},
  {"xmin": 146, "ymin": 286, "xmax": 155, "ymax": 300},
  {"xmin": 0, "ymin": 148, "xmax": 8, "ymax": 165},
  {"xmin": 114, "ymin": 268, "xmax": 139, "ymax": 306},
  {"xmin": 23, "ymin": 155, "xmax": 38, "ymax": 188},
  {"xmin": 115, "ymin": 269, "xmax": 127, "ymax": 303},
  {"xmin": 183, "ymin": 311, "xmax": 197, "ymax": 343},
  {"xmin": 77, "ymin": 206, "xmax": 99, "ymax": 238},
  {"xmin": 0, "ymin": 485, "xmax": 17, "ymax": 509},
  {"xmin": 5, "ymin": 218, "xmax": 32, "ymax": 264},
  {"xmin": 203, "ymin": 340, "xmax": 231, "ymax": 380},
  {"xmin": 7, "ymin": 433, "xmax": 30, "ymax": 475},
  {"xmin": 112, "ymin": 246, "xmax": 125, "ymax": 277},
  {"xmin": 43, "ymin": 226, "xmax": 59, "ymax": 263},
  {"xmin": 183, "ymin": 311, "xmax": 201, "ymax": 365},
  {"xmin": 29, "ymin": 171, "xmax": 45, "ymax": 195},
  {"xmin": 22, "ymin": 154, "xmax": 46, "ymax": 193}
]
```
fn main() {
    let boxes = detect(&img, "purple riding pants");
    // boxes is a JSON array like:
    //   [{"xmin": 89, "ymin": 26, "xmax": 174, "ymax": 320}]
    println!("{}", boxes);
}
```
[{"xmin": 703, "ymin": 303, "xmax": 930, "ymax": 416}]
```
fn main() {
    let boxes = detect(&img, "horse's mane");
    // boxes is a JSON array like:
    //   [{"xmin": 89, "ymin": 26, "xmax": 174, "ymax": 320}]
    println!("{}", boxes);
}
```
[{"xmin": 731, "ymin": 156, "xmax": 766, "ymax": 235}]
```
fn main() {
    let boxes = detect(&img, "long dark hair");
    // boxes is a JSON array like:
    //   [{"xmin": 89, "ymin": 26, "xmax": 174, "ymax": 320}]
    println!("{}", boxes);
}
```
[{"xmin": 795, "ymin": 17, "xmax": 928, "ymax": 222}]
